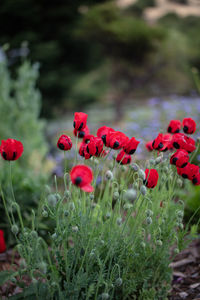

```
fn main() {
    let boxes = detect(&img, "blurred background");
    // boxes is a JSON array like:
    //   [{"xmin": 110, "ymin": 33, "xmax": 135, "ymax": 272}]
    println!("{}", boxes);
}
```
[{"xmin": 0, "ymin": 0, "xmax": 200, "ymax": 119}]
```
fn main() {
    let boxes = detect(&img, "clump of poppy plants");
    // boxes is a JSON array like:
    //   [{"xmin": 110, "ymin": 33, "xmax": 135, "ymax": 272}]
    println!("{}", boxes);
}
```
[{"xmin": 0, "ymin": 113, "xmax": 199, "ymax": 299}]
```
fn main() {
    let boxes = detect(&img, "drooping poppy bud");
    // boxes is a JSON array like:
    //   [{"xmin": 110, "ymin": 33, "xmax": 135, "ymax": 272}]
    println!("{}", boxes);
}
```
[
  {"xmin": 144, "ymin": 169, "xmax": 159, "ymax": 189},
  {"xmin": 170, "ymin": 149, "xmax": 189, "ymax": 168},
  {"xmin": 183, "ymin": 118, "xmax": 196, "ymax": 134},
  {"xmin": 70, "ymin": 165, "xmax": 94, "ymax": 192},
  {"xmin": 0, "ymin": 139, "xmax": 23, "ymax": 161},
  {"xmin": 57, "ymin": 135, "xmax": 72, "ymax": 151},
  {"xmin": 145, "ymin": 140, "xmax": 154, "ymax": 151},
  {"xmin": 116, "ymin": 150, "xmax": 132, "ymax": 165},
  {"xmin": 107, "ymin": 131, "xmax": 129, "ymax": 150},
  {"xmin": 0, "ymin": 230, "xmax": 6, "ymax": 253},
  {"xmin": 177, "ymin": 163, "xmax": 199, "ymax": 180},
  {"xmin": 97, "ymin": 126, "xmax": 115, "ymax": 146},
  {"xmin": 152, "ymin": 133, "xmax": 172, "ymax": 152},
  {"xmin": 73, "ymin": 112, "xmax": 88, "ymax": 131},
  {"xmin": 167, "ymin": 120, "xmax": 181, "ymax": 134},
  {"xmin": 192, "ymin": 173, "xmax": 200, "ymax": 186},
  {"xmin": 73, "ymin": 125, "xmax": 90, "ymax": 139},
  {"xmin": 123, "ymin": 137, "xmax": 140, "ymax": 155},
  {"xmin": 172, "ymin": 133, "xmax": 196, "ymax": 153}
]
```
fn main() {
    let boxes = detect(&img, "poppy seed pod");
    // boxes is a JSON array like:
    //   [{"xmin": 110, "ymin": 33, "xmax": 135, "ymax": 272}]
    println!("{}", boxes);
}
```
[
  {"xmin": 47, "ymin": 194, "xmax": 57, "ymax": 207},
  {"xmin": 140, "ymin": 185, "xmax": 147, "ymax": 195},
  {"xmin": 117, "ymin": 217, "xmax": 122, "ymax": 226},
  {"xmin": 146, "ymin": 217, "xmax": 152, "ymax": 225},
  {"xmin": 131, "ymin": 163, "xmax": 139, "ymax": 172},
  {"xmin": 138, "ymin": 169, "xmax": 146, "ymax": 180}
]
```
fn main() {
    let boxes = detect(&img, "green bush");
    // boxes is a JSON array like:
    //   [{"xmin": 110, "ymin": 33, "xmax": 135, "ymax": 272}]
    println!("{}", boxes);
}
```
[{"xmin": 0, "ymin": 55, "xmax": 49, "ymax": 245}]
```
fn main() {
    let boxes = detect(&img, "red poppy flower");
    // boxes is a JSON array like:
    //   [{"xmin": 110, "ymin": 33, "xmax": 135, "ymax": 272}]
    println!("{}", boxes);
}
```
[
  {"xmin": 152, "ymin": 133, "xmax": 172, "ymax": 152},
  {"xmin": 73, "ymin": 112, "xmax": 88, "ymax": 131},
  {"xmin": 70, "ymin": 165, "xmax": 93, "ymax": 192},
  {"xmin": 172, "ymin": 133, "xmax": 196, "ymax": 153},
  {"xmin": 73, "ymin": 125, "xmax": 90, "ymax": 139},
  {"xmin": 170, "ymin": 149, "xmax": 189, "ymax": 168},
  {"xmin": 192, "ymin": 173, "xmax": 200, "ymax": 186},
  {"xmin": 144, "ymin": 169, "xmax": 159, "ymax": 189},
  {"xmin": 183, "ymin": 118, "xmax": 196, "ymax": 134},
  {"xmin": 97, "ymin": 126, "xmax": 115, "ymax": 146},
  {"xmin": 83, "ymin": 134, "xmax": 95, "ymax": 144},
  {"xmin": 85, "ymin": 137, "xmax": 104, "ymax": 157},
  {"xmin": 167, "ymin": 120, "xmax": 181, "ymax": 134},
  {"xmin": 0, "ymin": 230, "xmax": 6, "ymax": 253},
  {"xmin": 0, "ymin": 139, "xmax": 23, "ymax": 161},
  {"xmin": 177, "ymin": 163, "xmax": 199, "ymax": 180},
  {"xmin": 57, "ymin": 135, "xmax": 72, "ymax": 151},
  {"xmin": 123, "ymin": 137, "xmax": 140, "ymax": 154},
  {"xmin": 107, "ymin": 131, "xmax": 129, "ymax": 150},
  {"xmin": 145, "ymin": 140, "xmax": 154, "ymax": 151},
  {"xmin": 79, "ymin": 143, "xmax": 91, "ymax": 159},
  {"xmin": 116, "ymin": 150, "xmax": 132, "ymax": 165}
]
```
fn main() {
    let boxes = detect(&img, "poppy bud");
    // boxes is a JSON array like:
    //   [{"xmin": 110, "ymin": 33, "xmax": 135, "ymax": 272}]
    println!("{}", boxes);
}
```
[
  {"xmin": 141, "ymin": 242, "xmax": 146, "ymax": 248},
  {"xmin": 156, "ymin": 240, "xmax": 163, "ymax": 246},
  {"xmin": 131, "ymin": 163, "xmax": 139, "ymax": 172},
  {"xmin": 155, "ymin": 157, "xmax": 162, "ymax": 165},
  {"xmin": 73, "ymin": 112, "xmax": 88, "ymax": 131},
  {"xmin": 138, "ymin": 169, "xmax": 146, "ymax": 180},
  {"xmin": 64, "ymin": 190, "xmax": 71, "ymax": 199},
  {"xmin": 115, "ymin": 278, "xmax": 123, "ymax": 287},
  {"xmin": 167, "ymin": 120, "xmax": 181, "ymax": 133},
  {"xmin": 39, "ymin": 262, "xmax": 47, "ymax": 274},
  {"xmin": 174, "ymin": 248, "xmax": 179, "ymax": 254},
  {"xmin": 146, "ymin": 217, "xmax": 152, "ymax": 225},
  {"xmin": 47, "ymin": 194, "xmax": 57, "ymax": 207},
  {"xmin": 140, "ymin": 185, "xmax": 147, "ymax": 195},
  {"xmin": 113, "ymin": 191, "xmax": 120, "ymax": 201},
  {"xmin": 11, "ymin": 225, "xmax": 19, "ymax": 235},
  {"xmin": 0, "ymin": 139, "xmax": 23, "ymax": 161},
  {"xmin": 57, "ymin": 135, "xmax": 72, "ymax": 151},
  {"xmin": 124, "ymin": 189, "xmax": 137, "ymax": 202},
  {"xmin": 31, "ymin": 231, "xmax": 38, "ymax": 239},
  {"xmin": 105, "ymin": 212, "xmax": 111, "ymax": 219},
  {"xmin": 183, "ymin": 118, "xmax": 196, "ymax": 134},
  {"xmin": 72, "ymin": 226, "xmax": 79, "ymax": 233},
  {"xmin": 105, "ymin": 170, "xmax": 113, "ymax": 181},
  {"xmin": 101, "ymin": 293, "xmax": 109, "ymax": 300},
  {"xmin": 42, "ymin": 210, "xmax": 48, "ymax": 218},
  {"xmin": 69, "ymin": 202, "xmax": 75, "ymax": 210},
  {"xmin": 64, "ymin": 210, "xmax": 69, "ymax": 217},
  {"xmin": 146, "ymin": 209, "xmax": 153, "ymax": 217},
  {"xmin": 117, "ymin": 217, "xmax": 122, "ymax": 226}
]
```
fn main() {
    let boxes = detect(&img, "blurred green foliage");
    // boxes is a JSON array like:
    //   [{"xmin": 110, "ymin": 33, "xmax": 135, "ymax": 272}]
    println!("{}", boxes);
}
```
[{"xmin": 0, "ymin": 57, "xmax": 49, "ymax": 245}]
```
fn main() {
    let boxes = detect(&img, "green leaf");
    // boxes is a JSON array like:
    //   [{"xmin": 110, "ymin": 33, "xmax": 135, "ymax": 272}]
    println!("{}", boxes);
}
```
[{"xmin": 0, "ymin": 270, "xmax": 18, "ymax": 285}]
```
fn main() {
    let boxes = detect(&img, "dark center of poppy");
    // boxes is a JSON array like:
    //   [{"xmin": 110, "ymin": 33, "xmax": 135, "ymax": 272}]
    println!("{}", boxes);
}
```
[
  {"xmin": 143, "ymin": 179, "xmax": 147, "ymax": 185},
  {"xmin": 78, "ymin": 122, "xmax": 84, "ymax": 131},
  {"xmin": 151, "ymin": 184, "xmax": 155, "ymax": 188},
  {"xmin": 167, "ymin": 126, "xmax": 172, "ymax": 133},
  {"xmin": 162, "ymin": 147, "xmax": 168, "ymax": 152},
  {"xmin": 113, "ymin": 141, "xmax": 119, "ymax": 149},
  {"xmin": 192, "ymin": 178, "xmax": 198, "ymax": 184},
  {"xmin": 182, "ymin": 174, "xmax": 188, "ymax": 179},
  {"xmin": 183, "ymin": 125, "xmax": 188, "ymax": 133},
  {"xmin": 172, "ymin": 157, "xmax": 178, "ymax": 165},
  {"xmin": 78, "ymin": 131, "xmax": 85, "ymax": 138},
  {"xmin": 173, "ymin": 142, "xmax": 180, "ymax": 149},
  {"xmin": 175, "ymin": 129, "xmax": 180, "ymax": 133},
  {"xmin": 129, "ymin": 149, "xmax": 135, "ymax": 155},
  {"xmin": 2, "ymin": 152, "xmax": 7, "ymax": 159},
  {"xmin": 157, "ymin": 142, "xmax": 163, "ymax": 150},
  {"xmin": 86, "ymin": 145, "xmax": 90, "ymax": 153},
  {"xmin": 181, "ymin": 162, "xmax": 188, "ymax": 168},
  {"xmin": 127, "ymin": 158, "xmax": 130, "ymax": 164},
  {"xmin": 152, "ymin": 140, "xmax": 155, "ymax": 148},
  {"xmin": 12, "ymin": 152, "xmax": 17, "ymax": 160},
  {"xmin": 59, "ymin": 143, "xmax": 65, "ymax": 150},
  {"xmin": 101, "ymin": 135, "xmax": 106, "ymax": 144},
  {"xmin": 75, "ymin": 176, "xmax": 82, "ymax": 185},
  {"xmin": 73, "ymin": 121, "xmax": 76, "ymax": 128},
  {"xmin": 95, "ymin": 146, "xmax": 99, "ymax": 156}
]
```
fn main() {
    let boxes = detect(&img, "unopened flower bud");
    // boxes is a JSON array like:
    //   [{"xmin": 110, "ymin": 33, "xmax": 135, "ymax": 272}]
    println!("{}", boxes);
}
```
[
  {"xmin": 156, "ymin": 240, "xmax": 162, "ymax": 246},
  {"xmin": 115, "ymin": 277, "xmax": 123, "ymax": 286},
  {"xmin": 105, "ymin": 212, "xmax": 111, "ymax": 219},
  {"xmin": 131, "ymin": 163, "xmax": 139, "ymax": 172},
  {"xmin": 133, "ymin": 182, "xmax": 138, "ymax": 189},
  {"xmin": 32, "ymin": 278, "xmax": 38, "ymax": 284},
  {"xmin": 51, "ymin": 282, "xmax": 57, "ymax": 288},
  {"xmin": 146, "ymin": 217, "xmax": 152, "ymax": 225},
  {"xmin": 117, "ymin": 217, "xmax": 122, "ymax": 226},
  {"xmin": 141, "ymin": 242, "xmax": 146, "ymax": 248},
  {"xmin": 123, "ymin": 203, "xmax": 133, "ymax": 210},
  {"xmin": 177, "ymin": 178, "xmax": 183, "ymax": 187},
  {"xmin": 121, "ymin": 166, "xmax": 126, "ymax": 172},
  {"xmin": 146, "ymin": 209, "xmax": 153, "ymax": 217},
  {"xmin": 52, "ymin": 233, "xmax": 57, "ymax": 240},
  {"xmin": 30, "ymin": 231, "xmax": 38, "ymax": 239},
  {"xmin": 64, "ymin": 190, "xmax": 71, "ymax": 199},
  {"xmin": 72, "ymin": 226, "xmax": 78, "ymax": 233},
  {"xmin": 124, "ymin": 189, "xmax": 137, "ymax": 202},
  {"xmin": 149, "ymin": 159, "xmax": 155, "ymax": 165},
  {"xmin": 155, "ymin": 157, "xmax": 162, "ymax": 165},
  {"xmin": 90, "ymin": 194, "xmax": 94, "ymax": 200},
  {"xmin": 140, "ymin": 185, "xmax": 147, "ymax": 195},
  {"xmin": 42, "ymin": 210, "xmax": 48, "ymax": 218},
  {"xmin": 11, "ymin": 277, "xmax": 16, "ymax": 283},
  {"xmin": 174, "ymin": 248, "xmax": 179, "ymax": 254},
  {"xmin": 91, "ymin": 202, "xmax": 96, "ymax": 209},
  {"xmin": 113, "ymin": 191, "xmax": 120, "ymax": 201},
  {"xmin": 55, "ymin": 193, "xmax": 61, "ymax": 201},
  {"xmin": 44, "ymin": 185, "xmax": 51, "ymax": 194},
  {"xmin": 11, "ymin": 225, "xmax": 19, "ymax": 235},
  {"xmin": 47, "ymin": 194, "xmax": 57, "ymax": 207},
  {"xmin": 69, "ymin": 202, "xmax": 75, "ymax": 210},
  {"xmin": 101, "ymin": 293, "xmax": 109, "ymax": 300},
  {"xmin": 176, "ymin": 210, "xmax": 184, "ymax": 218},
  {"xmin": 138, "ymin": 169, "xmax": 145, "ymax": 180},
  {"xmin": 39, "ymin": 262, "xmax": 47, "ymax": 273},
  {"xmin": 64, "ymin": 210, "xmax": 69, "ymax": 217},
  {"xmin": 105, "ymin": 170, "xmax": 113, "ymax": 181}
]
